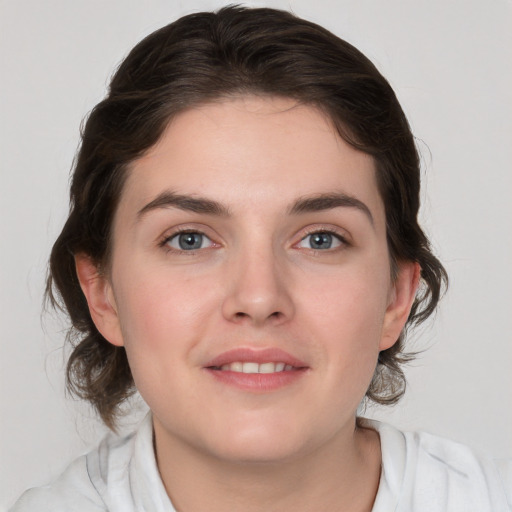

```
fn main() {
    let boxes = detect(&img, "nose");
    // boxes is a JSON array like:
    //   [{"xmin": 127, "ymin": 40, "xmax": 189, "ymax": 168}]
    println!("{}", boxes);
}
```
[{"xmin": 221, "ymin": 245, "xmax": 295, "ymax": 327}]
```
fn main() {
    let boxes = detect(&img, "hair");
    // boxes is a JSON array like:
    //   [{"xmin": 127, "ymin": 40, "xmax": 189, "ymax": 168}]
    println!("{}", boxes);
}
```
[{"xmin": 47, "ymin": 5, "xmax": 448, "ymax": 429}]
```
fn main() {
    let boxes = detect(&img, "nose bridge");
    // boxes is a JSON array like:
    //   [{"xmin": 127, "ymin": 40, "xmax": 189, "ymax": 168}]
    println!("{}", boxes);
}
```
[{"xmin": 222, "ymin": 233, "xmax": 294, "ymax": 326}]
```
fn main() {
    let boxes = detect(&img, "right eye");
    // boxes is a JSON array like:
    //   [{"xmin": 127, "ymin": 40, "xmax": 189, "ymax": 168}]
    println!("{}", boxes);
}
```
[
  {"xmin": 165, "ymin": 231, "xmax": 214, "ymax": 251},
  {"xmin": 296, "ymin": 230, "xmax": 346, "ymax": 251}
]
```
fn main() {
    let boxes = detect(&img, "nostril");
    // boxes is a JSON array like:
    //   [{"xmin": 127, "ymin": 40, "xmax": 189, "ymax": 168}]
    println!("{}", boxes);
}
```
[{"xmin": 233, "ymin": 310, "xmax": 282, "ymax": 321}]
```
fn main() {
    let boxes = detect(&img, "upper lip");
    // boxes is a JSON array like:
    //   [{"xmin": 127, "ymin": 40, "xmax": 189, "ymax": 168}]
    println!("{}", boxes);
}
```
[{"xmin": 204, "ymin": 348, "xmax": 308, "ymax": 369}]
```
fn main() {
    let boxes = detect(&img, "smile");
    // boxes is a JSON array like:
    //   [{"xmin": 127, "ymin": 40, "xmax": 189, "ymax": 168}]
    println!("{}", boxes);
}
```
[
  {"xmin": 204, "ymin": 349, "xmax": 308, "ymax": 392},
  {"xmin": 213, "ymin": 362, "xmax": 297, "ymax": 373}
]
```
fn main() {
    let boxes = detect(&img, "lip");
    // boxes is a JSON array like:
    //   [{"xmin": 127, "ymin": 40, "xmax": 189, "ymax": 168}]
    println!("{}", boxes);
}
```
[
  {"xmin": 203, "ymin": 348, "xmax": 309, "ymax": 393},
  {"xmin": 204, "ymin": 347, "xmax": 307, "ymax": 369}
]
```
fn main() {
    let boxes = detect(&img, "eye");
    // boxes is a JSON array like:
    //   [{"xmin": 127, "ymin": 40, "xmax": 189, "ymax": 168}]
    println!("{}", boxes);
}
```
[
  {"xmin": 297, "ymin": 231, "xmax": 344, "ymax": 250},
  {"xmin": 166, "ymin": 231, "xmax": 213, "ymax": 251}
]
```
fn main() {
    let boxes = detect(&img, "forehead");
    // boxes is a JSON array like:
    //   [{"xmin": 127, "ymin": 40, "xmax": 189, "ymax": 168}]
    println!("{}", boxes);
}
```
[{"xmin": 119, "ymin": 96, "xmax": 383, "ymax": 222}]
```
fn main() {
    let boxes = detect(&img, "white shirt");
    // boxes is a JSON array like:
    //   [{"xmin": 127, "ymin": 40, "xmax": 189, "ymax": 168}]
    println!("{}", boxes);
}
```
[{"xmin": 10, "ymin": 414, "xmax": 512, "ymax": 511}]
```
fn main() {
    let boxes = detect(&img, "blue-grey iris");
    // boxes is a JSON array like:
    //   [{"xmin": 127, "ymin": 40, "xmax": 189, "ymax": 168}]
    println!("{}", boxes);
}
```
[
  {"xmin": 178, "ymin": 233, "xmax": 203, "ymax": 250},
  {"xmin": 310, "ymin": 232, "xmax": 333, "ymax": 249}
]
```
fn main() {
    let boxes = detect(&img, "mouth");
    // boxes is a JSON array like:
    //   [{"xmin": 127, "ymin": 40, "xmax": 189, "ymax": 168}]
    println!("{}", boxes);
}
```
[
  {"xmin": 204, "ymin": 348, "xmax": 308, "ymax": 391},
  {"xmin": 209, "ymin": 362, "xmax": 298, "ymax": 373}
]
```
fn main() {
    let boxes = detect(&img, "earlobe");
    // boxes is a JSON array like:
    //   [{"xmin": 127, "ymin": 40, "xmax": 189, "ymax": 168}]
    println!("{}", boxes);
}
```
[
  {"xmin": 75, "ymin": 253, "xmax": 124, "ymax": 347},
  {"xmin": 379, "ymin": 262, "xmax": 421, "ymax": 351}
]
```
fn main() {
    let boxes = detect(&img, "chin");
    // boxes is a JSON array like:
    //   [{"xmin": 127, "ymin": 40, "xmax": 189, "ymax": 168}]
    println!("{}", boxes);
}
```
[
  {"xmin": 213, "ymin": 438, "xmax": 303, "ymax": 465},
  {"xmin": 200, "ymin": 417, "xmax": 313, "ymax": 464}
]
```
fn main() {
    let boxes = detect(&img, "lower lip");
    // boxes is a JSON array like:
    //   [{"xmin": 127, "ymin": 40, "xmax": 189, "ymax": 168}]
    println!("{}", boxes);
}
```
[{"xmin": 204, "ymin": 368, "xmax": 308, "ymax": 392}]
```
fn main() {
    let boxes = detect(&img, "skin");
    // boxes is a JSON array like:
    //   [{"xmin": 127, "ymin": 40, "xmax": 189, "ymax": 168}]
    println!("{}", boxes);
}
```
[{"xmin": 76, "ymin": 96, "xmax": 419, "ymax": 511}]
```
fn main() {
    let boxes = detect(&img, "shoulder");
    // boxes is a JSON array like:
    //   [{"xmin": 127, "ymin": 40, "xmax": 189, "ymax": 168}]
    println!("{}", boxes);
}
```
[
  {"xmin": 9, "ymin": 426, "xmax": 140, "ymax": 512},
  {"xmin": 404, "ymin": 428, "xmax": 511, "ymax": 508},
  {"xmin": 9, "ymin": 455, "xmax": 107, "ymax": 512},
  {"xmin": 9, "ymin": 414, "xmax": 169, "ymax": 512},
  {"xmin": 366, "ymin": 420, "xmax": 512, "ymax": 512}
]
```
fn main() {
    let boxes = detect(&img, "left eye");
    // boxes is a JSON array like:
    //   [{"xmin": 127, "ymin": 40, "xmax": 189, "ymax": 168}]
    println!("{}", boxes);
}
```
[
  {"xmin": 297, "ymin": 232, "xmax": 343, "ymax": 250},
  {"xmin": 166, "ymin": 232, "xmax": 213, "ymax": 251}
]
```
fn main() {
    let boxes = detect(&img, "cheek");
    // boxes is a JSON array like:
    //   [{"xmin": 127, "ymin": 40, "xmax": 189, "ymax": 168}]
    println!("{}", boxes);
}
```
[
  {"xmin": 110, "ymin": 270, "xmax": 209, "ymax": 405},
  {"xmin": 303, "ymin": 265, "xmax": 390, "ymax": 336},
  {"xmin": 110, "ymin": 262, "xmax": 225, "ymax": 388},
  {"xmin": 299, "ymin": 266, "xmax": 391, "ymax": 387},
  {"xmin": 115, "ymin": 263, "xmax": 212, "ymax": 332}
]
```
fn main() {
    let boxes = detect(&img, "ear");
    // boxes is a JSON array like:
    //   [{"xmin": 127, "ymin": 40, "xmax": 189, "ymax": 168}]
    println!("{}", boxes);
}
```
[
  {"xmin": 75, "ymin": 253, "xmax": 124, "ymax": 347},
  {"xmin": 379, "ymin": 261, "xmax": 421, "ymax": 351}
]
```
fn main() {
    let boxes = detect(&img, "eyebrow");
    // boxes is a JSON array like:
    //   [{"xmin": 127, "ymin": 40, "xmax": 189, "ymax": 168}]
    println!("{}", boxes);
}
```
[
  {"xmin": 137, "ymin": 191, "xmax": 231, "ymax": 219},
  {"xmin": 289, "ymin": 192, "xmax": 374, "ymax": 226},
  {"xmin": 137, "ymin": 190, "xmax": 373, "ymax": 225}
]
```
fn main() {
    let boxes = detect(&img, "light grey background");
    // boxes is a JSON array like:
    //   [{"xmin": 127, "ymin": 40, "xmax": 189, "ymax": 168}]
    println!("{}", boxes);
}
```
[{"xmin": 1, "ymin": 0, "xmax": 511, "ymax": 509}]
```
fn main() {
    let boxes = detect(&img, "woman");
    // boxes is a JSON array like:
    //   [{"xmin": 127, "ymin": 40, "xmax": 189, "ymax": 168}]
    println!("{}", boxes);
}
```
[{"xmin": 11, "ymin": 6, "xmax": 511, "ymax": 511}]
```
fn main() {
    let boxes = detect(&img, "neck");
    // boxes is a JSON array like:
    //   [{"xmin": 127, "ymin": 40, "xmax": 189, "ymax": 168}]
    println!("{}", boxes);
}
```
[{"xmin": 154, "ymin": 419, "xmax": 381, "ymax": 512}]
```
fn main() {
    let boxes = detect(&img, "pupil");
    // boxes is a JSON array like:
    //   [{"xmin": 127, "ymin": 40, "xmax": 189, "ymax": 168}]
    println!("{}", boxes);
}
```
[
  {"xmin": 311, "ymin": 232, "xmax": 332, "ymax": 249},
  {"xmin": 179, "ymin": 233, "xmax": 202, "ymax": 250}
]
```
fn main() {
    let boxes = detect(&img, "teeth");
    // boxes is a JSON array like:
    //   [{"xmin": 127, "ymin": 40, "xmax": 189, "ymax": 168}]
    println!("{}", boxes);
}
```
[
  {"xmin": 231, "ymin": 362, "xmax": 243, "ymax": 372},
  {"xmin": 218, "ymin": 362, "xmax": 294, "ymax": 373},
  {"xmin": 242, "ymin": 362, "xmax": 259, "ymax": 373},
  {"xmin": 259, "ymin": 362, "xmax": 275, "ymax": 374}
]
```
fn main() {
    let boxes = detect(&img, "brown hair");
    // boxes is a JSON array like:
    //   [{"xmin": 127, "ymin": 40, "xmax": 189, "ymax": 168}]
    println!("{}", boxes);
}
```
[{"xmin": 47, "ymin": 5, "xmax": 447, "ymax": 429}]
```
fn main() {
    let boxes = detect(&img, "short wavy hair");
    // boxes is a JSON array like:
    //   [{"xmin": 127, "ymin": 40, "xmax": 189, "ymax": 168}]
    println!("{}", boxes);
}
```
[{"xmin": 47, "ymin": 5, "xmax": 448, "ymax": 429}]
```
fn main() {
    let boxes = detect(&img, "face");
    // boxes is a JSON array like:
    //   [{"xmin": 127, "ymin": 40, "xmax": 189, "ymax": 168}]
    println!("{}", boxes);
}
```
[{"xmin": 78, "ymin": 96, "xmax": 417, "ymax": 464}]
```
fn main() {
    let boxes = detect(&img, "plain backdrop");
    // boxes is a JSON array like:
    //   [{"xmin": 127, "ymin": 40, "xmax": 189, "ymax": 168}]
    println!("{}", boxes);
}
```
[{"xmin": 1, "ymin": 0, "xmax": 511, "ymax": 509}]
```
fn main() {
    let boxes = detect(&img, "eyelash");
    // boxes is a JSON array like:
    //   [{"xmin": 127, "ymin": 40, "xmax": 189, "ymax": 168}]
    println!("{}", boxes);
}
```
[
  {"xmin": 295, "ymin": 227, "xmax": 350, "ymax": 252},
  {"xmin": 158, "ymin": 226, "xmax": 350, "ymax": 255},
  {"xmin": 159, "ymin": 228, "xmax": 216, "ymax": 254}
]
